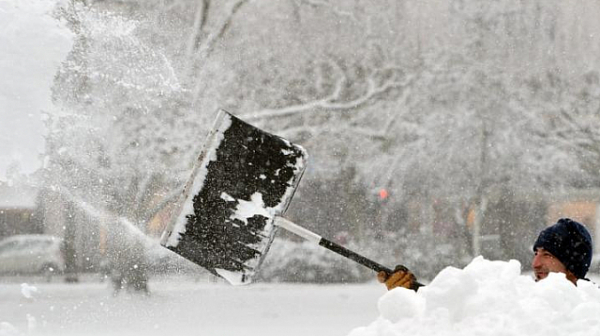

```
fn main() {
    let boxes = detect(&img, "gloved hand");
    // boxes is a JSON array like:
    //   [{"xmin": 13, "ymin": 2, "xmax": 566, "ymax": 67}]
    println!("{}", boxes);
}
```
[{"xmin": 377, "ymin": 265, "xmax": 421, "ymax": 291}]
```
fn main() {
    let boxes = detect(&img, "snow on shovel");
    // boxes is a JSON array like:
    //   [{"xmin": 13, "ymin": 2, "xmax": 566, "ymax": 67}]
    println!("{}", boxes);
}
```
[{"xmin": 160, "ymin": 109, "xmax": 396, "ymax": 285}]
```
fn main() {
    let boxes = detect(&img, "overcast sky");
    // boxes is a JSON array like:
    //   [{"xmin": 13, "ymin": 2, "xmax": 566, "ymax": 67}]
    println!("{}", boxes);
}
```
[
  {"xmin": 0, "ymin": 110, "xmax": 44, "ymax": 181},
  {"xmin": 0, "ymin": 0, "xmax": 73, "ymax": 181}
]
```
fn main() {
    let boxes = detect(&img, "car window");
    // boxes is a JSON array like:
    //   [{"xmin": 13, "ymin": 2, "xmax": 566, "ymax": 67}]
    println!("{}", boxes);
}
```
[
  {"xmin": 0, "ymin": 241, "xmax": 20, "ymax": 254},
  {"xmin": 16, "ymin": 239, "xmax": 52, "ymax": 252},
  {"xmin": 32, "ymin": 240, "xmax": 53, "ymax": 251}
]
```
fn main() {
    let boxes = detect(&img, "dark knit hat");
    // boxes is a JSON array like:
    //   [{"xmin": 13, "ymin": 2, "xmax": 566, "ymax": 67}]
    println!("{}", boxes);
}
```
[{"xmin": 533, "ymin": 218, "xmax": 593, "ymax": 279}]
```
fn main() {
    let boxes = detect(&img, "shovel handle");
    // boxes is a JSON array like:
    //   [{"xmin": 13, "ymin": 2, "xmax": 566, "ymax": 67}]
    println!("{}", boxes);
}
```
[
  {"xmin": 274, "ymin": 217, "xmax": 393, "ymax": 274},
  {"xmin": 319, "ymin": 239, "xmax": 425, "ymax": 289},
  {"xmin": 318, "ymin": 238, "xmax": 393, "ymax": 274}
]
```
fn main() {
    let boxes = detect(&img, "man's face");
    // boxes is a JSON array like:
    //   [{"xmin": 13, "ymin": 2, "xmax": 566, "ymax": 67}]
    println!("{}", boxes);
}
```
[{"xmin": 531, "ymin": 247, "xmax": 568, "ymax": 281}]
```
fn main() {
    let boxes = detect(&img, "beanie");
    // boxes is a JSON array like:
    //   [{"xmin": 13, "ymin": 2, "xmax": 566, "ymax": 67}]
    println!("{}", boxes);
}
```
[{"xmin": 533, "ymin": 218, "xmax": 593, "ymax": 279}]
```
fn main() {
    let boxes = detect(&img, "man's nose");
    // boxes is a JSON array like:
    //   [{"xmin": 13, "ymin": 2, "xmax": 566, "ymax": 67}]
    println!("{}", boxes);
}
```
[{"xmin": 531, "ymin": 253, "xmax": 541, "ymax": 268}]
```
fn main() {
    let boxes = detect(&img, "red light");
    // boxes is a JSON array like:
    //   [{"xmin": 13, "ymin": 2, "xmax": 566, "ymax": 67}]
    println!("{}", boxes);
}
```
[{"xmin": 378, "ymin": 189, "xmax": 389, "ymax": 200}]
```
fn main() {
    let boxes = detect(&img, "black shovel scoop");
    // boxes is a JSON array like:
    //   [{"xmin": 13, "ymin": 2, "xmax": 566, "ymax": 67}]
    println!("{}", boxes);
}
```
[{"xmin": 160, "ymin": 109, "xmax": 401, "ymax": 285}]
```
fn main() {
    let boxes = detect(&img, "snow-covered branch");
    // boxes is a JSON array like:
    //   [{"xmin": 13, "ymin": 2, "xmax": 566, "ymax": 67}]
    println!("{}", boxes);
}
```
[
  {"xmin": 242, "ymin": 77, "xmax": 409, "ymax": 122},
  {"xmin": 185, "ymin": 0, "xmax": 210, "ymax": 58},
  {"xmin": 296, "ymin": 0, "xmax": 359, "ymax": 22},
  {"xmin": 133, "ymin": 173, "xmax": 154, "ymax": 207},
  {"xmin": 190, "ymin": 0, "xmax": 251, "ymax": 101}
]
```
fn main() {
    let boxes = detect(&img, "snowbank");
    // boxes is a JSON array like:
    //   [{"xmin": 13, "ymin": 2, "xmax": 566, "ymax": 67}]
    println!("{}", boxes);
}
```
[
  {"xmin": 0, "ymin": 0, "xmax": 73, "ymax": 179},
  {"xmin": 350, "ymin": 256, "xmax": 600, "ymax": 336}
]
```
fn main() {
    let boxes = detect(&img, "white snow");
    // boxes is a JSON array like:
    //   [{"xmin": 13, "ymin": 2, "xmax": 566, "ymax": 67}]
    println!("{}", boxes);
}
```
[
  {"xmin": 20, "ymin": 283, "xmax": 38, "ymax": 299},
  {"xmin": 349, "ymin": 256, "xmax": 600, "ymax": 336},
  {"xmin": 0, "ymin": 0, "xmax": 73, "ymax": 181},
  {"xmin": 0, "ymin": 276, "xmax": 384, "ymax": 336},
  {"xmin": 214, "ymin": 268, "xmax": 249, "ymax": 286},
  {"xmin": 220, "ymin": 192, "xmax": 236, "ymax": 202},
  {"xmin": 230, "ymin": 192, "xmax": 273, "ymax": 224},
  {"xmin": 25, "ymin": 314, "xmax": 36, "ymax": 334},
  {"xmin": 0, "ymin": 322, "xmax": 20, "ymax": 336},
  {"xmin": 1, "ymin": 259, "xmax": 600, "ymax": 336}
]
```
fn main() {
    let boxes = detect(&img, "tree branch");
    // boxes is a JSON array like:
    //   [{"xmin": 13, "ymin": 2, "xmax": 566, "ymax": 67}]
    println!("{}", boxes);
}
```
[
  {"xmin": 242, "ymin": 76, "xmax": 409, "ymax": 122},
  {"xmin": 185, "ymin": 0, "xmax": 210, "ymax": 59},
  {"xmin": 297, "ymin": 0, "xmax": 359, "ymax": 23},
  {"xmin": 191, "ymin": 0, "xmax": 251, "ymax": 102}
]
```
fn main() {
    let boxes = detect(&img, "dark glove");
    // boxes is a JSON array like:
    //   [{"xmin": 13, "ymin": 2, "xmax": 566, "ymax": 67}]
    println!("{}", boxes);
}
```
[{"xmin": 377, "ymin": 265, "xmax": 422, "ymax": 292}]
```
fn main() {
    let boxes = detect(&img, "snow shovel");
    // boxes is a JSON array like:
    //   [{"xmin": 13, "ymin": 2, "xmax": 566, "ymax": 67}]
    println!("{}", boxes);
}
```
[{"xmin": 160, "ymin": 109, "xmax": 397, "ymax": 285}]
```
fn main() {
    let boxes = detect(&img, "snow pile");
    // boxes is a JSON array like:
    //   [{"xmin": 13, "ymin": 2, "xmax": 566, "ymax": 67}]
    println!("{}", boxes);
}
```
[{"xmin": 350, "ymin": 256, "xmax": 600, "ymax": 336}]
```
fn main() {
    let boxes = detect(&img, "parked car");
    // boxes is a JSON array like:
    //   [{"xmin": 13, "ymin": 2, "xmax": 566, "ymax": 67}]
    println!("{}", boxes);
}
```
[{"xmin": 0, "ymin": 234, "xmax": 65, "ymax": 276}]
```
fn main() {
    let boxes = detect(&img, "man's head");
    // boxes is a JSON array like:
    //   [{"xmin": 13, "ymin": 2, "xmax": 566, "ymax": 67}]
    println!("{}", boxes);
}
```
[{"xmin": 532, "ymin": 218, "xmax": 593, "ymax": 283}]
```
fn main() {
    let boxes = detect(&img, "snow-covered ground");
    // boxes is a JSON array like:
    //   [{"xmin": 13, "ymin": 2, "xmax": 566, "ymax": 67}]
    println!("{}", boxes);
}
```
[
  {"xmin": 2, "ymin": 258, "xmax": 600, "ymax": 336},
  {"xmin": 0, "ymin": 275, "xmax": 385, "ymax": 336}
]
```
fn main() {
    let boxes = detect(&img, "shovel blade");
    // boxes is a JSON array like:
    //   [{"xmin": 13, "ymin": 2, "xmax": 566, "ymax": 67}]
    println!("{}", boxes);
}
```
[{"xmin": 160, "ymin": 110, "xmax": 308, "ymax": 284}]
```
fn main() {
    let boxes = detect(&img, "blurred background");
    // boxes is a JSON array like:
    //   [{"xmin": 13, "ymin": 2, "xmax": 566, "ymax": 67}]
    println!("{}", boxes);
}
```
[{"xmin": 2, "ymin": 0, "xmax": 600, "ymax": 291}]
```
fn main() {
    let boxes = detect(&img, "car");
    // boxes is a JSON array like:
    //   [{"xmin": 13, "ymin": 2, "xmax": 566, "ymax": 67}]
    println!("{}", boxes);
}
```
[{"xmin": 0, "ymin": 234, "xmax": 66, "ymax": 276}]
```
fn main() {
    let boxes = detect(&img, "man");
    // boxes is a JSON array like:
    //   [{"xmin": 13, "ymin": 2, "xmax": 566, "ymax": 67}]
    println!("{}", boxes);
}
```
[
  {"xmin": 531, "ymin": 218, "xmax": 593, "ymax": 284},
  {"xmin": 378, "ymin": 218, "xmax": 593, "ymax": 290}
]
